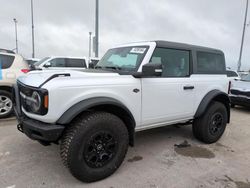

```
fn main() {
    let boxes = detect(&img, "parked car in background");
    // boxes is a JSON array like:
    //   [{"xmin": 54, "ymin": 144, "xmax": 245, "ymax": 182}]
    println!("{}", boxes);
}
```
[
  {"xmin": 230, "ymin": 74, "xmax": 250, "ymax": 108},
  {"xmin": 226, "ymin": 70, "xmax": 240, "ymax": 81},
  {"xmin": 25, "ymin": 58, "xmax": 40, "ymax": 66},
  {"xmin": 31, "ymin": 56, "xmax": 88, "ymax": 71},
  {"xmin": 238, "ymin": 71, "xmax": 249, "ymax": 80},
  {"xmin": 0, "ymin": 50, "xmax": 29, "ymax": 118}
]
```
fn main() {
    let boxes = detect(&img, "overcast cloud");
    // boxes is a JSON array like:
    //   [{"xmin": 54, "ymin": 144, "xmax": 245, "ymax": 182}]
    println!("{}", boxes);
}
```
[{"xmin": 0, "ymin": 0, "xmax": 249, "ymax": 70}]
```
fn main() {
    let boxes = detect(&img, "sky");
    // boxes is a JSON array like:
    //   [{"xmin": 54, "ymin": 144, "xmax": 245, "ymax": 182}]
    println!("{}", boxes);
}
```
[{"xmin": 0, "ymin": 0, "xmax": 249, "ymax": 70}]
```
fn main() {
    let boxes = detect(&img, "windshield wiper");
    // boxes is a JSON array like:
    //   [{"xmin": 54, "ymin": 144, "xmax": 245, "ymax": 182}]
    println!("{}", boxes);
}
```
[
  {"xmin": 94, "ymin": 66, "xmax": 121, "ymax": 71},
  {"xmin": 104, "ymin": 66, "xmax": 122, "ymax": 70}
]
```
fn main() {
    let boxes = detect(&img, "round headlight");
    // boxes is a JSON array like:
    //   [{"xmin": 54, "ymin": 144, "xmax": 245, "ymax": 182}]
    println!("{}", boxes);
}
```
[{"xmin": 31, "ymin": 91, "xmax": 41, "ymax": 112}]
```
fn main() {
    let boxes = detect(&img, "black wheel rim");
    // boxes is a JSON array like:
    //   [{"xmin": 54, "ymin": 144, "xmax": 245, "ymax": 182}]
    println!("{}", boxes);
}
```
[
  {"xmin": 84, "ymin": 131, "xmax": 117, "ymax": 168},
  {"xmin": 209, "ymin": 113, "xmax": 223, "ymax": 136}
]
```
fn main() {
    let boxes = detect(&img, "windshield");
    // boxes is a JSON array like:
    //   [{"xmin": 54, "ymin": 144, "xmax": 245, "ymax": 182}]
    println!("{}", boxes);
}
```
[
  {"xmin": 34, "ymin": 57, "xmax": 50, "ymax": 66},
  {"xmin": 241, "ymin": 74, "xmax": 250, "ymax": 81},
  {"xmin": 96, "ymin": 46, "xmax": 149, "ymax": 72}
]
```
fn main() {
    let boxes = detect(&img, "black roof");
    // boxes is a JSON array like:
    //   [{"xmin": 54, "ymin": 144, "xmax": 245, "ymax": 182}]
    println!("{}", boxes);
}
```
[{"xmin": 154, "ymin": 40, "xmax": 224, "ymax": 54}]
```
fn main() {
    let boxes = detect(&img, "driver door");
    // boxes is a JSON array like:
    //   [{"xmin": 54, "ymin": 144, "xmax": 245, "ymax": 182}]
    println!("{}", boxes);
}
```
[{"xmin": 141, "ymin": 47, "xmax": 195, "ymax": 127}]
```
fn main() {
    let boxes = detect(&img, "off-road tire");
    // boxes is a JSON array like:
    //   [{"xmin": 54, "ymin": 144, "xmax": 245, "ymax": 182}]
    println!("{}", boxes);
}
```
[
  {"xmin": 231, "ymin": 103, "xmax": 235, "ymax": 108},
  {"xmin": 0, "ymin": 90, "xmax": 13, "ymax": 119},
  {"xmin": 60, "ymin": 111, "xmax": 129, "ymax": 182},
  {"xmin": 192, "ymin": 101, "xmax": 227, "ymax": 144}
]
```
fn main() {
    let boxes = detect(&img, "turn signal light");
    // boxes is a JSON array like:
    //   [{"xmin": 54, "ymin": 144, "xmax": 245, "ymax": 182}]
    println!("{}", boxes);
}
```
[{"xmin": 44, "ymin": 95, "xmax": 49, "ymax": 108}]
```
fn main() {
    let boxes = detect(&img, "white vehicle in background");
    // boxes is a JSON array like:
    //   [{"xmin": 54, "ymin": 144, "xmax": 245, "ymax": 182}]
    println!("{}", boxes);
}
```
[
  {"xmin": 25, "ymin": 58, "xmax": 40, "ymax": 66},
  {"xmin": 226, "ymin": 70, "xmax": 240, "ymax": 81},
  {"xmin": 32, "ymin": 56, "xmax": 88, "ymax": 71},
  {"xmin": 0, "ymin": 49, "xmax": 29, "ymax": 118},
  {"xmin": 230, "ymin": 74, "xmax": 250, "ymax": 108}
]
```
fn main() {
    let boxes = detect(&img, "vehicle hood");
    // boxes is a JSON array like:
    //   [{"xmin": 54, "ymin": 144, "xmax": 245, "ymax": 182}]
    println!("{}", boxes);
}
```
[
  {"xmin": 231, "ymin": 80, "xmax": 250, "ymax": 91},
  {"xmin": 17, "ymin": 69, "xmax": 119, "ymax": 88}
]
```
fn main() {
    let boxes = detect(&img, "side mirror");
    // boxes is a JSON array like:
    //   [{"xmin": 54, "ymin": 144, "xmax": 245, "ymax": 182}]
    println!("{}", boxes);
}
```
[
  {"xmin": 44, "ymin": 62, "xmax": 51, "ymax": 68},
  {"xmin": 89, "ymin": 62, "xmax": 95, "ymax": 69},
  {"xmin": 142, "ymin": 63, "xmax": 162, "ymax": 77}
]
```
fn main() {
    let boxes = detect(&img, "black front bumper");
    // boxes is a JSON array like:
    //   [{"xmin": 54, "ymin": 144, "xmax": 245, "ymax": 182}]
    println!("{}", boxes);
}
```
[
  {"xmin": 230, "ymin": 95, "xmax": 250, "ymax": 107},
  {"xmin": 13, "ymin": 84, "xmax": 65, "ymax": 144},
  {"xmin": 16, "ymin": 115, "xmax": 65, "ymax": 143}
]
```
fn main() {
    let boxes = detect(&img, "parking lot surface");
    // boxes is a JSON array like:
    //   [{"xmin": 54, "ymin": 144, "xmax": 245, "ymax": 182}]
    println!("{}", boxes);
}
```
[{"xmin": 0, "ymin": 108, "xmax": 250, "ymax": 188}]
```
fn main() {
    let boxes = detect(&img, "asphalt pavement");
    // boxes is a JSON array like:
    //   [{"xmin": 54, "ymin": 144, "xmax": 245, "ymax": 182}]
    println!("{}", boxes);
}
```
[{"xmin": 0, "ymin": 108, "xmax": 250, "ymax": 188}]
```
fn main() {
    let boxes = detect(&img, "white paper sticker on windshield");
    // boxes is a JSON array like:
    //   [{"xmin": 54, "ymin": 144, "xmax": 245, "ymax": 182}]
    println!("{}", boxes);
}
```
[{"xmin": 130, "ymin": 48, "xmax": 146, "ymax": 54}]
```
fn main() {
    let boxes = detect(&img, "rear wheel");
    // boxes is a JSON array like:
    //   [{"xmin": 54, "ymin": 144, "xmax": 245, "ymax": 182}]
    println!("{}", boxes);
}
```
[
  {"xmin": 0, "ymin": 90, "xmax": 13, "ymax": 119},
  {"xmin": 193, "ymin": 101, "xmax": 227, "ymax": 144},
  {"xmin": 60, "ymin": 112, "xmax": 129, "ymax": 182}
]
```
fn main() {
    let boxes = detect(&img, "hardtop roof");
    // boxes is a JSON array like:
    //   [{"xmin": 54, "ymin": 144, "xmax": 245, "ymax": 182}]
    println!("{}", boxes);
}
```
[{"xmin": 155, "ymin": 40, "xmax": 224, "ymax": 54}]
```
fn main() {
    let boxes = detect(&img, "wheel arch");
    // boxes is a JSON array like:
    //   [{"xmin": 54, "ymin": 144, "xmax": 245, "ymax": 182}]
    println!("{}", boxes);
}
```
[
  {"xmin": 0, "ymin": 86, "xmax": 12, "ymax": 93},
  {"xmin": 57, "ymin": 97, "xmax": 136, "ymax": 146},
  {"xmin": 194, "ymin": 90, "xmax": 230, "ymax": 123}
]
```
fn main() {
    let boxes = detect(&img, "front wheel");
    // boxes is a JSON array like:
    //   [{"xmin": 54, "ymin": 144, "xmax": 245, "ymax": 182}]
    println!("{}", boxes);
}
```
[
  {"xmin": 60, "ymin": 112, "xmax": 129, "ymax": 182},
  {"xmin": 193, "ymin": 101, "xmax": 228, "ymax": 144},
  {"xmin": 0, "ymin": 90, "xmax": 13, "ymax": 119}
]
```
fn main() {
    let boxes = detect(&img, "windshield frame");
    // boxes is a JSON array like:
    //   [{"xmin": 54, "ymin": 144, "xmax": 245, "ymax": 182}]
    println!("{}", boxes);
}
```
[{"xmin": 96, "ymin": 46, "xmax": 149, "ymax": 73}]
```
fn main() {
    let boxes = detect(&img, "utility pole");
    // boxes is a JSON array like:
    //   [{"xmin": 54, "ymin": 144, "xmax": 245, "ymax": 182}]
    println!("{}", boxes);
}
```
[
  {"xmin": 31, "ymin": 0, "xmax": 35, "ymax": 58},
  {"xmin": 89, "ymin": 32, "xmax": 92, "ymax": 60},
  {"xmin": 13, "ymin": 18, "xmax": 18, "ymax": 53},
  {"xmin": 238, "ymin": 0, "xmax": 249, "ymax": 72},
  {"xmin": 95, "ymin": 0, "xmax": 99, "ymax": 57}
]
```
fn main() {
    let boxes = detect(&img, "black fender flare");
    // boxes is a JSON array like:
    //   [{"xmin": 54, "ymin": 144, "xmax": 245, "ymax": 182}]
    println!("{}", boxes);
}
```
[
  {"xmin": 56, "ymin": 97, "xmax": 136, "ymax": 146},
  {"xmin": 194, "ymin": 90, "xmax": 230, "ymax": 123}
]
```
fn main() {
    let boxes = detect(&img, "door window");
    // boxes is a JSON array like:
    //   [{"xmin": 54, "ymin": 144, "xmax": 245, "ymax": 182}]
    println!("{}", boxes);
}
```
[
  {"xmin": 67, "ymin": 59, "xmax": 86, "ymax": 68},
  {"xmin": 49, "ymin": 58, "xmax": 66, "ymax": 67},
  {"xmin": 150, "ymin": 48, "xmax": 190, "ymax": 77}
]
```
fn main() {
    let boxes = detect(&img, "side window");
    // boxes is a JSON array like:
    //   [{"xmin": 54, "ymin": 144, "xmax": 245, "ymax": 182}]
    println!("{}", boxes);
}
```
[
  {"xmin": 0, "ymin": 54, "xmax": 15, "ymax": 69},
  {"xmin": 49, "ymin": 58, "xmax": 66, "ymax": 67},
  {"xmin": 67, "ymin": 59, "xmax": 86, "ymax": 68},
  {"xmin": 150, "ymin": 48, "xmax": 190, "ymax": 77},
  {"xmin": 226, "ymin": 70, "xmax": 238, "ymax": 77},
  {"xmin": 197, "ymin": 52, "xmax": 225, "ymax": 74}
]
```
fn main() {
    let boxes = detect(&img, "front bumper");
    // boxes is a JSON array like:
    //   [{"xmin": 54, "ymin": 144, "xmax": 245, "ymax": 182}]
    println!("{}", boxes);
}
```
[
  {"xmin": 230, "ymin": 95, "xmax": 250, "ymax": 107},
  {"xmin": 13, "ymin": 84, "xmax": 65, "ymax": 144}
]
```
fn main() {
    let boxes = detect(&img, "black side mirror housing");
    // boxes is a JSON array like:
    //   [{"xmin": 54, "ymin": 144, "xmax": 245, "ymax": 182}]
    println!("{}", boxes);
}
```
[
  {"xmin": 142, "ymin": 63, "xmax": 162, "ymax": 77},
  {"xmin": 44, "ymin": 62, "xmax": 51, "ymax": 68}
]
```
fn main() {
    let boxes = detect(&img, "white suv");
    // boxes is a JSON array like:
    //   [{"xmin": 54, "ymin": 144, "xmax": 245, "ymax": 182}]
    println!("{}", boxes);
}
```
[
  {"xmin": 14, "ymin": 41, "xmax": 230, "ymax": 182},
  {"xmin": 0, "ymin": 50, "xmax": 29, "ymax": 118},
  {"xmin": 32, "ymin": 56, "xmax": 87, "ymax": 70}
]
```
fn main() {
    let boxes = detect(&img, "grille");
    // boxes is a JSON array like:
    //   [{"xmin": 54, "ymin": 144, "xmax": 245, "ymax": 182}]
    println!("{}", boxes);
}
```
[{"xmin": 231, "ymin": 89, "xmax": 250, "ymax": 97}]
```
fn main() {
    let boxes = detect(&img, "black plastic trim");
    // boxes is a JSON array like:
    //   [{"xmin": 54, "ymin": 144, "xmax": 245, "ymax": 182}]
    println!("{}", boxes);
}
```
[
  {"xmin": 18, "ymin": 117, "xmax": 64, "ymax": 142},
  {"xmin": 57, "ymin": 97, "xmax": 135, "ymax": 125},
  {"xmin": 194, "ymin": 90, "xmax": 230, "ymax": 123},
  {"xmin": 39, "ymin": 73, "xmax": 70, "ymax": 88}
]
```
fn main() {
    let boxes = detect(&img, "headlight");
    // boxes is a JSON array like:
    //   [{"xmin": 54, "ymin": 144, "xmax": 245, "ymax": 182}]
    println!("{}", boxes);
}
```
[
  {"xmin": 30, "ymin": 91, "xmax": 41, "ymax": 112},
  {"xmin": 19, "ymin": 83, "xmax": 48, "ymax": 115}
]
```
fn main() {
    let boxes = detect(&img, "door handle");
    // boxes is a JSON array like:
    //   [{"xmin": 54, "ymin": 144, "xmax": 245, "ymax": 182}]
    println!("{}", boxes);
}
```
[{"xmin": 183, "ymin": 85, "xmax": 194, "ymax": 90}]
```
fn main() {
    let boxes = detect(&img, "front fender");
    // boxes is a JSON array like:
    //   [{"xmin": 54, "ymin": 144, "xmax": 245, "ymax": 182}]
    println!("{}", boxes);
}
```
[{"xmin": 57, "ymin": 97, "xmax": 134, "ymax": 125}]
